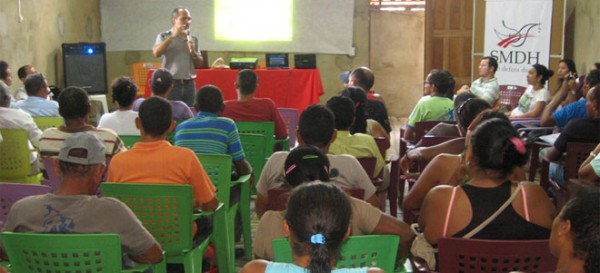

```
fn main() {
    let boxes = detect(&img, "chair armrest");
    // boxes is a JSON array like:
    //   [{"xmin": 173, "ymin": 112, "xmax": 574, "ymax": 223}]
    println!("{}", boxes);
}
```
[
  {"xmin": 274, "ymin": 137, "xmax": 290, "ymax": 151},
  {"xmin": 232, "ymin": 174, "xmax": 252, "ymax": 185},
  {"xmin": 193, "ymin": 203, "xmax": 225, "ymax": 219}
]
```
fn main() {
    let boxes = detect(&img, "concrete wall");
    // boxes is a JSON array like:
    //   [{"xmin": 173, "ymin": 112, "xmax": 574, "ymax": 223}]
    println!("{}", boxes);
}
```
[
  {"xmin": 572, "ymin": 0, "xmax": 600, "ymax": 74},
  {"xmin": 105, "ymin": 0, "xmax": 371, "ymax": 110},
  {"xmin": 370, "ymin": 10, "xmax": 425, "ymax": 117},
  {"xmin": 0, "ymin": 0, "xmax": 101, "ymax": 88}
]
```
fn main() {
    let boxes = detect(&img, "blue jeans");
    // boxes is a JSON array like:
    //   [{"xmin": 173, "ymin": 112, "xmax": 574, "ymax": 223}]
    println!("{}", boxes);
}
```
[{"xmin": 168, "ymin": 80, "xmax": 196, "ymax": 107}]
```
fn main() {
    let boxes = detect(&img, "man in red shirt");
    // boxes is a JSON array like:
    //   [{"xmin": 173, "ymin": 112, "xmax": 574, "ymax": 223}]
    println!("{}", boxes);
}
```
[{"xmin": 221, "ymin": 69, "xmax": 288, "ymax": 139}]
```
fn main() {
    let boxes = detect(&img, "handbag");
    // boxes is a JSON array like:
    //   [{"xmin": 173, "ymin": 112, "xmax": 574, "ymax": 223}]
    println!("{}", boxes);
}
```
[{"xmin": 410, "ymin": 184, "xmax": 523, "ymax": 270}]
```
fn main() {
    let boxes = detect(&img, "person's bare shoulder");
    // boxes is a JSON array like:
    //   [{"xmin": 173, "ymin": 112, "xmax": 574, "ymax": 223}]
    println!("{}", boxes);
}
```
[{"xmin": 240, "ymin": 259, "xmax": 268, "ymax": 273}]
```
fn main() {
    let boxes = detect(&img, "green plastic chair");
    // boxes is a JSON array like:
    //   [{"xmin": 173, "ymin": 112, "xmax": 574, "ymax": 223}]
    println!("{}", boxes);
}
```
[
  {"xmin": 32, "ymin": 116, "xmax": 63, "ymax": 131},
  {"xmin": 238, "ymin": 133, "xmax": 268, "ymax": 184},
  {"xmin": 0, "ymin": 232, "xmax": 166, "ymax": 273},
  {"xmin": 235, "ymin": 121, "xmax": 275, "ymax": 153},
  {"xmin": 273, "ymin": 235, "xmax": 400, "ymax": 273},
  {"xmin": 196, "ymin": 153, "xmax": 253, "ymax": 261},
  {"xmin": 0, "ymin": 129, "xmax": 42, "ymax": 184},
  {"xmin": 119, "ymin": 135, "xmax": 141, "ymax": 149},
  {"xmin": 101, "ymin": 183, "xmax": 232, "ymax": 273}
]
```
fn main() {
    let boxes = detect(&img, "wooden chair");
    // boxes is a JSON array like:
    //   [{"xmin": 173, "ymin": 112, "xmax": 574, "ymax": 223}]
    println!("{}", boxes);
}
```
[
  {"xmin": 1, "ymin": 232, "xmax": 166, "ymax": 273},
  {"xmin": 438, "ymin": 238, "xmax": 556, "ymax": 273},
  {"xmin": 273, "ymin": 235, "xmax": 400, "ymax": 273},
  {"xmin": 0, "ymin": 183, "xmax": 51, "ymax": 231},
  {"xmin": 32, "ymin": 116, "xmax": 63, "ymax": 131},
  {"xmin": 277, "ymin": 107, "xmax": 298, "ymax": 149},
  {"xmin": 266, "ymin": 187, "xmax": 365, "ymax": 211},
  {"xmin": 414, "ymin": 120, "xmax": 456, "ymax": 142},
  {"xmin": 541, "ymin": 142, "xmax": 598, "ymax": 210},
  {"xmin": 0, "ymin": 129, "xmax": 42, "ymax": 184},
  {"xmin": 101, "ymin": 183, "xmax": 232, "ymax": 273},
  {"xmin": 197, "ymin": 153, "xmax": 253, "ymax": 261},
  {"xmin": 496, "ymin": 85, "xmax": 526, "ymax": 111}
]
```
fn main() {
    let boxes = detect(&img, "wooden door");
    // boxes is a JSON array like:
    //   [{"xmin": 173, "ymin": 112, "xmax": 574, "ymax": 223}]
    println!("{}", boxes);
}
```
[{"xmin": 424, "ymin": 0, "xmax": 473, "ymax": 90}]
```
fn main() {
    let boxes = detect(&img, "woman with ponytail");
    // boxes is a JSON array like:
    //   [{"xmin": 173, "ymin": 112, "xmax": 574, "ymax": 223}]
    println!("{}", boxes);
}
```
[
  {"xmin": 417, "ymin": 118, "xmax": 556, "ymax": 268},
  {"xmin": 242, "ymin": 182, "xmax": 383, "ymax": 273}
]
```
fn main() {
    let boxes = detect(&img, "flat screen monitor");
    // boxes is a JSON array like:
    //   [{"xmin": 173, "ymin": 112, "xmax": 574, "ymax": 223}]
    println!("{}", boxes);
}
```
[{"xmin": 266, "ymin": 53, "xmax": 289, "ymax": 68}]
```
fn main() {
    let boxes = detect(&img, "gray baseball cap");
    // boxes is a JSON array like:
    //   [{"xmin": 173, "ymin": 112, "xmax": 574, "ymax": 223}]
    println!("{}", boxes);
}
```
[{"xmin": 58, "ymin": 133, "xmax": 106, "ymax": 165}]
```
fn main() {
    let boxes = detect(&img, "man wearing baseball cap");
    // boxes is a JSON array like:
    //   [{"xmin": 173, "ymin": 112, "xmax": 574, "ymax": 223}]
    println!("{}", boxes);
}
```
[{"xmin": 1, "ymin": 133, "xmax": 163, "ymax": 265}]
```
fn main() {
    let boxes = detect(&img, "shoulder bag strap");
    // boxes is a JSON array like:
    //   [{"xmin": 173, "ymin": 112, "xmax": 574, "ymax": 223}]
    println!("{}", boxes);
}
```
[{"xmin": 463, "ymin": 183, "xmax": 522, "ymax": 238}]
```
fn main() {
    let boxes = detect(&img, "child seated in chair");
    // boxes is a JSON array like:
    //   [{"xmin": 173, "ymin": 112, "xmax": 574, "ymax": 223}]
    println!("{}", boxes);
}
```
[{"xmin": 242, "ymin": 182, "xmax": 383, "ymax": 273}]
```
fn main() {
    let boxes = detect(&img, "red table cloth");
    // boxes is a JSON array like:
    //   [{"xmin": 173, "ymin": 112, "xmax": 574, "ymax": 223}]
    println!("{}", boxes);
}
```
[{"xmin": 145, "ymin": 68, "xmax": 324, "ymax": 112}]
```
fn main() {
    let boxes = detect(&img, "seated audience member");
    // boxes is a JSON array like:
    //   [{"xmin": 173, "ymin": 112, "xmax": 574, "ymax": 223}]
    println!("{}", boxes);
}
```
[
  {"xmin": 13, "ymin": 64, "xmax": 36, "ymax": 100},
  {"xmin": 578, "ymin": 143, "xmax": 600, "ymax": 183},
  {"xmin": 339, "ymin": 86, "xmax": 389, "ymax": 141},
  {"xmin": 39, "ymin": 87, "xmax": 125, "ymax": 159},
  {"xmin": 252, "ymin": 148, "xmax": 412, "ymax": 262},
  {"xmin": 543, "ymin": 85, "xmax": 600, "ymax": 186},
  {"xmin": 98, "ymin": 76, "xmax": 140, "ymax": 135},
  {"xmin": 107, "ymin": 97, "xmax": 218, "ymax": 211},
  {"xmin": 348, "ymin": 67, "xmax": 392, "ymax": 133},
  {"xmin": 549, "ymin": 187, "xmax": 599, "ymax": 273},
  {"xmin": 421, "ymin": 93, "xmax": 490, "ymax": 141},
  {"xmin": 221, "ymin": 69, "xmax": 287, "ymax": 139},
  {"xmin": 15, "ymin": 73, "xmax": 59, "ymax": 117},
  {"xmin": 404, "ymin": 70, "xmax": 455, "ymax": 142},
  {"xmin": 326, "ymin": 96, "xmax": 385, "ymax": 178},
  {"xmin": 402, "ymin": 110, "xmax": 520, "ymax": 212},
  {"xmin": 133, "ymin": 68, "xmax": 193, "ymax": 122},
  {"xmin": 508, "ymin": 64, "xmax": 553, "ymax": 118},
  {"xmin": 175, "ymin": 84, "xmax": 252, "ymax": 176},
  {"xmin": 541, "ymin": 63, "xmax": 600, "ymax": 127},
  {"xmin": 0, "ymin": 81, "xmax": 42, "ymax": 171},
  {"xmin": 418, "ymin": 118, "xmax": 555, "ymax": 268},
  {"xmin": 0, "ymin": 133, "xmax": 163, "ymax": 265},
  {"xmin": 457, "ymin": 56, "xmax": 500, "ymax": 105},
  {"xmin": 555, "ymin": 59, "xmax": 580, "ymax": 106},
  {"xmin": 0, "ymin": 61, "xmax": 12, "ymax": 92},
  {"xmin": 245, "ymin": 183, "xmax": 384, "ymax": 273},
  {"xmin": 255, "ymin": 105, "xmax": 379, "ymax": 218}
]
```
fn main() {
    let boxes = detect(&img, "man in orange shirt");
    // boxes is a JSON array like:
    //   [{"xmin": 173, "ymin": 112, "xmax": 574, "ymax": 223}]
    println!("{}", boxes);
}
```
[{"xmin": 107, "ymin": 97, "xmax": 217, "ymax": 211}]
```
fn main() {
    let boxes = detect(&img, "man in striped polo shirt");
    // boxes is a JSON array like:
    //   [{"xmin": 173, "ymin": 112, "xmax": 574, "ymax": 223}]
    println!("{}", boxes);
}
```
[{"xmin": 175, "ymin": 84, "xmax": 252, "ymax": 177}]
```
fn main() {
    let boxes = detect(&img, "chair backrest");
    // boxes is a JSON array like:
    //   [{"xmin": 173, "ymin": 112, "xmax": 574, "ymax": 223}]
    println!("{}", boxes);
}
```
[
  {"xmin": 196, "ymin": 153, "xmax": 233, "ymax": 208},
  {"xmin": 236, "ymin": 121, "xmax": 275, "ymax": 155},
  {"xmin": 131, "ymin": 62, "xmax": 161, "ymax": 97},
  {"xmin": 273, "ymin": 235, "xmax": 400, "ymax": 273},
  {"xmin": 119, "ymin": 135, "xmax": 141, "ymax": 149},
  {"xmin": 0, "ymin": 129, "xmax": 35, "ymax": 182},
  {"xmin": 564, "ymin": 142, "xmax": 598, "ymax": 180},
  {"xmin": 437, "ymin": 238, "xmax": 557, "ymax": 273},
  {"xmin": 1, "ymin": 232, "xmax": 124, "ymax": 273},
  {"xmin": 267, "ymin": 187, "xmax": 365, "ymax": 211},
  {"xmin": 277, "ymin": 108, "xmax": 299, "ymax": 147},
  {"xmin": 414, "ymin": 120, "xmax": 456, "ymax": 142},
  {"xmin": 239, "ymin": 133, "xmax": 268, "ymax": 179},
  {"xmin": 101, "ymin": 183, "xmax": 194, "ymax": 257},
  {"xmin": 356, "ymin": 157, "xmax": 377, "ymax": 178},
  {"xmin": 374, "ymin": 137, "xmax": 390, "ymax": 159},
  {"xmin": 0, "ymin": 183, "xmax": 51, "ymax": 230},
  {"xmin": 32, "ymin": 116, "xmax": 63, "ymax": 131},
  {"xmin": 497, "ymin": 85, "xmax": 527, "ymax": 110}
]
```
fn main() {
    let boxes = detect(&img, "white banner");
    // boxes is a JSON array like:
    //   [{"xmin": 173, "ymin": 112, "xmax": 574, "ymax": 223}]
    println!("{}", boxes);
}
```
[{"xmin": 484, "ymin": 0, "xmax": 553, "ymax": 87}]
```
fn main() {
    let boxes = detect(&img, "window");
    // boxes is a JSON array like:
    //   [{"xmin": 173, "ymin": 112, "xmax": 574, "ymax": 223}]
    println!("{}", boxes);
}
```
[{"xmin": 370, "ymin": 0, "xmax": 426, "ymax": 11}]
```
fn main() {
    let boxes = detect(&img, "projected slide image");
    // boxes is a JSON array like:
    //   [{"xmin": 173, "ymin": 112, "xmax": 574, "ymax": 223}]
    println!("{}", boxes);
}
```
[{"xmin": 215, "ymin": 0, "xmax": 293, "ymax": 42}]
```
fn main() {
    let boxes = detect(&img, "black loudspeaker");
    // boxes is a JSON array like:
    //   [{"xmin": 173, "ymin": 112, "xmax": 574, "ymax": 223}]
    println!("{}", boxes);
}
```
[{"xmin": 62, "ymin": 43, "xmax": 107, "ymax": 94}]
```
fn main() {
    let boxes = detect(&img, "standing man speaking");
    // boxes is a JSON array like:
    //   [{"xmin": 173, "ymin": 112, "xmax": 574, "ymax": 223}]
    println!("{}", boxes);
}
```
[{"xmin": 153, "ymin": 7, "xmax": 203, "ymax": 107}]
